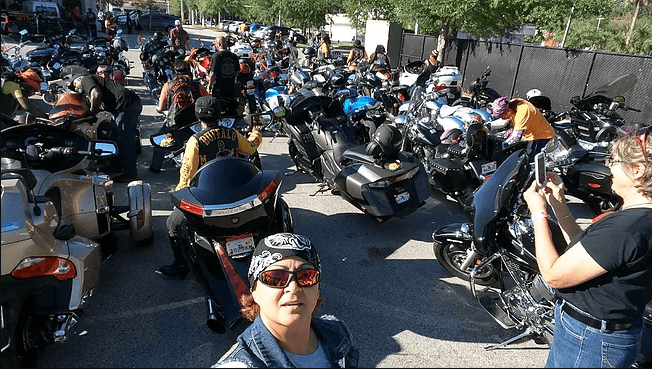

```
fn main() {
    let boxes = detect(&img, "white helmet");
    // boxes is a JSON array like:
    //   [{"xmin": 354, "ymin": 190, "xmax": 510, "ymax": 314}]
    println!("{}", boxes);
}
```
[
  {"xmin": 174, "ymin": 19, "xmax": 181, "ymax": 26},
  {"xmin": 526, "ymin": 88, "xmax": 543, "ymax": 100}
]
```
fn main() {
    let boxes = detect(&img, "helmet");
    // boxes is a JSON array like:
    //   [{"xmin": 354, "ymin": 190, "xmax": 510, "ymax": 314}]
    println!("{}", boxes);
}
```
[
  {"xmin": 526, "ymin": 88, "xmax": 542, "ymax": 100},
  {"xmin": 354, "ymin": 39, "xmax": 361, "ymax": 47},
  {"xmin": 96, "ymin": 64, "xmax": 113, "ymax": 76},
  {"xmin": 329, "ymin": 73, "xmax": 346, "ymax": 88},
  {"xmin": 366, "ymin": 124, "xmax": 402, "ymax": 159},
  {"xmin": 153, "ymin": 31, "xmax": 165, "ymax": 41},
  {"xmin": 18, "ymin": 68, "xmax": 42, "ymax": 92},
  {"xmin": 491, "ymin": 96, "xmax": 510, "ymax": 118},
  {"xmin": 174, "ymin": 19, "xmax": 181, "ymax": 26},
  {"xmin": 268, "ymin": 66, "xmax": 281, "ymax": 79},
  {"xmin": 303, "ymin": 47, "xmax": 316, "ymax": 56},
  {"xmin": 139, "ymin": 51, "xmax": 149, "ymax": 61},
  {"xmin": 239, "ymin": 61, "xmax": 251, "ymax": 75},
  {"xmin": 195, "ymin": 96, "xmax": 221, "ymax": 123},
  {"xmin": 173, "ymin": 60, "xmax": 191, "ymax": 76},
  {"xmin": 375, "ymin": 44, "xmax": 385, "ymax": 54},
  {"xmin": 113, "ymin": 37, "xmax": 128, "ymax": 52}
]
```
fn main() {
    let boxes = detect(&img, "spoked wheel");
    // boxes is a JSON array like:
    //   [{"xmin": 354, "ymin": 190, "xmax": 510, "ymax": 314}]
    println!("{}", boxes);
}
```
[{"xmin": 433, "ymin": 241, "xmax": 499, "ymax": 285}]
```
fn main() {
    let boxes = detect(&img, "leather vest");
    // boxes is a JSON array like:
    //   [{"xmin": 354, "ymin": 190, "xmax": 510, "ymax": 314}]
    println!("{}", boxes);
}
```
[{"xmin": 193, "ymin": 126, "xmax": 239, "ymax": 167}]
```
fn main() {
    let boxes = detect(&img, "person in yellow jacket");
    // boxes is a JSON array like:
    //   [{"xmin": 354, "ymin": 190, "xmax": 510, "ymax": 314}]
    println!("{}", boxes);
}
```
[{"xmin": 159, "ymin": 96, "xmax": 263, "ymax": 279}]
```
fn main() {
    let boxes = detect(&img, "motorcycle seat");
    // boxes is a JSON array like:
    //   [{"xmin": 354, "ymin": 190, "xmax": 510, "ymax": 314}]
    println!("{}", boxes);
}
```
[
  {"xmin": 439, "ymin": 105, "xmax": 458, "ymax": 117},
  {"xmin": 338, "ymin": 144, "xmax": 376, "ymax": 165}
]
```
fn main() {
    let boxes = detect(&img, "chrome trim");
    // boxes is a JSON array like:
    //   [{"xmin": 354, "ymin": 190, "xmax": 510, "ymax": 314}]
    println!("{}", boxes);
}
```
[{"xmin": 203, "ymin": 195, "xmax": 262, "ymax": 216}]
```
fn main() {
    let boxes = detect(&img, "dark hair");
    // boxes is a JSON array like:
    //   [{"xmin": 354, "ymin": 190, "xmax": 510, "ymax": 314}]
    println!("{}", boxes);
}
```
[
  {"xmin": 354, "ymin": 39, "xmax": 362, "ymax": 48},
  {"xmin": 173, "ymin": 60, "xmax": 191, "ymax": 76}
]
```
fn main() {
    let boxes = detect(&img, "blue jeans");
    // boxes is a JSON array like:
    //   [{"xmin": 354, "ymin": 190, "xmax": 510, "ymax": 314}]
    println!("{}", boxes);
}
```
[
  {"xmin": 114, "ymin": 98, "xmax": 142, "ymax": 178},
  {"xmin": 546, "ymin": 300, "xmax": 643, "ymax": 368}
]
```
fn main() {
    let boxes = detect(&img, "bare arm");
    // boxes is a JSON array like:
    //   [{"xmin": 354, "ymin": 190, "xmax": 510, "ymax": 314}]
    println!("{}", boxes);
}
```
[
  {"xmin": 88, "ymin": 86, "xmax": 102, "ymax": 115},
  {"xmin": 523, "ymin": 180, "xmax": 606, "ymax": 289}
]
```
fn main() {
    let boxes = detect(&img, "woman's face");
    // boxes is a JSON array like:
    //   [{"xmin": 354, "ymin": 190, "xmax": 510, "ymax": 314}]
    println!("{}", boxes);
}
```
[
  {"xmin": 608, "ymin": 155, "xmax": 635, "ymax": 197},
  {"xmin": 251, "ymin": 256, "xmax": 320, "ymax": 330}
]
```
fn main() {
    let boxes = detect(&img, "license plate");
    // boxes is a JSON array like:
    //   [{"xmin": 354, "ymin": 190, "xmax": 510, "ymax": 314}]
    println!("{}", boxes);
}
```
[
  {"xmin": 482, "ymin": 161, "xmax": 497, "ymax": 175},
  {"xmin": 226, "ymin": 233, "xmax": 255, "ymax": 257},
  {"xmin": 395, "ymin": 192, "xmax": 410, "ymax": 204}
]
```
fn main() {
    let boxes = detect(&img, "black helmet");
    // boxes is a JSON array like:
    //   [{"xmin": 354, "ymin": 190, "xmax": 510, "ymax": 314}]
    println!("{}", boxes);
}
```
[
  {"xmin": 375, "ymin": 44, "xmax": 385, "ymax": 54},
  {"xmin": 195, "ymin": 96, "xmax": 221, "ymax": 123},
  {"xmin": 303, "ymin": 47, "xmax": 316, "ymax": 56},
  {"xmin": 153, "ymin": 31, "xmax": 165, "ymax": 41},
  {"xmin": 173, "ymin": 60, "xmax": 191, "ymax": 76},
  {"xmin": 366, "ymin": 124, "xmax": 402, "ymax": 159},
  {"xmin": 329, "ymin": 73, "xmax": 346, "ymax": 87}
]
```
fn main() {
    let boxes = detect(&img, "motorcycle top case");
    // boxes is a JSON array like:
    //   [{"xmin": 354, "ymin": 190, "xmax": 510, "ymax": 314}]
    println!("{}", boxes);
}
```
[{"xmin": 171, "ymin": 157, "xmax": 281, "ymax": 237}]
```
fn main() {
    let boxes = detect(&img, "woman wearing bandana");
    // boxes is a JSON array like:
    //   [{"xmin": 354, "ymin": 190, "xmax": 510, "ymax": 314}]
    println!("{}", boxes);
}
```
[{"xmin": 213, "ymin": 233, "xmax": 359, "ymax": 368}]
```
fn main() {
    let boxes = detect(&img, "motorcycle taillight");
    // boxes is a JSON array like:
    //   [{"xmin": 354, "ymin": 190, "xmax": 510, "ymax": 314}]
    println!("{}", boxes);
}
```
[{"xmin": 258, "ymin": 180, "xmax": 277, "ymax": 202}]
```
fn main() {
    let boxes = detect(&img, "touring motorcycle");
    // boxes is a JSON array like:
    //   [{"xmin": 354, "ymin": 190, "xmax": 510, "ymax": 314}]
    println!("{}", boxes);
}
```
[
  {"xmin": 432, "ymin": 149, "xmax": 567, "ymax": 349},
  {"xmin": 281, "ymin": 93, "xmax": 430, "ymax": 222},
  {"xmin": 146, "ymin": 141, "xmax": 293, "ymax": 333},
  {"xmin": 1, "ymin": 166, "xmax": 101, "ymax": 367}
]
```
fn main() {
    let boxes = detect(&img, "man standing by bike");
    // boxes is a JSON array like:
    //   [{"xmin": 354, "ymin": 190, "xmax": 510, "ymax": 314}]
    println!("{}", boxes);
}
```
[
  {"xmin": 158, "ymin": 96, "xmax": 263, "ymax": 279},
  {"xmin": 69, "ymin": 74, "xmax": 142, "ymax": 182},
  {"xmin": 85, "ymin": 8, "xmax": 97, "ymax": 39},
  {"xmin": 169, "ymin": 20, "xmax": 190, "ymax": 55},
  {"xmin": 208, "ymin": 36, "xmax": 240, "ymax": 114}
]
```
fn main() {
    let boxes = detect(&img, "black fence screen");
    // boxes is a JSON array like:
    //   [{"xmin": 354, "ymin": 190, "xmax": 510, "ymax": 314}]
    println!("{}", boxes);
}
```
[{"xmin": 400, "ymin": 33, "xmax": 652, "ymax": 128}]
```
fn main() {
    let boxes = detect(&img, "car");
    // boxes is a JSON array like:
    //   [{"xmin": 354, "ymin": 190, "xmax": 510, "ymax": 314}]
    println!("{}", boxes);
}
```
[
  {"xmin": 220, "ymin": 19, "xmax": 235, "ymax": 31},
  {"xmin": 137, "ymin": 13, "xmax": 179, "ymax": 32},
  {"xmin": 203, "ymin": 19, "xmax": 216, "ymax": 26},
  {"xmin": 227, "ymin": 21, "xmax": 239, "ymax": 33}
]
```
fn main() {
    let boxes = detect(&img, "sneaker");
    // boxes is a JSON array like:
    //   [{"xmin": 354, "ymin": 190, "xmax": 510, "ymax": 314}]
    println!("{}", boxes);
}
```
[{"xmin": 158, "ymin": 262, "xmax": 189, "ymax": 280}]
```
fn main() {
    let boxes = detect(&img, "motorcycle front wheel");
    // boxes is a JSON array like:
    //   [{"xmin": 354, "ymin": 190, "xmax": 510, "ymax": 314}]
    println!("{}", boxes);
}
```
[{"xmin": 433, "ymin": 241, "xmax": 499, "ymax": 285}]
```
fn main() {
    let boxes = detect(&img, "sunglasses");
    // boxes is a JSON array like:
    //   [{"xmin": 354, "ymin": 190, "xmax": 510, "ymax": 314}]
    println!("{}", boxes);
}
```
[
  {"xmin": 635, "ymin": 126, "xmax": 649, "ymax": 161},
  {"xmin": 258, "ymin": 269, "xmax": 320, "ymax": 289}
]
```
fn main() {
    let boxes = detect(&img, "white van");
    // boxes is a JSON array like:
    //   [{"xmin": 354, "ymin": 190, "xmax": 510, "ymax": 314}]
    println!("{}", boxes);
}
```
[{"xmin": 21, "ymin": 1, "xmax": 63, "ymax": 20}]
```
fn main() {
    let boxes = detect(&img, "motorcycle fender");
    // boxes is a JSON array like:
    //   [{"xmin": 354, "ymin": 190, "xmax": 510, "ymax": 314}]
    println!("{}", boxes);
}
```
[
  {"xmin": 433, "ymin": 223, "xmax": 472, "ymax": 245},
  {"xmin": 126, "ymin": 181, "xmax": 153, "ymax": 242},
  {"xmin": 285, "ymin": 123, "xmax": 320, "ymax": 161},
  {"xmin": 65, "ymin": 235, "xmax": 101, "ymax": 310}
]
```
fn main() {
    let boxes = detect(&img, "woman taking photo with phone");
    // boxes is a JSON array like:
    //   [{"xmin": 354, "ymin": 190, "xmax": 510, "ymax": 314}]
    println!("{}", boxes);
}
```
[
  {"xmin": 523, "ymin": 126, "xmax": 652, "ymax": 368},
  {"xmin": 213, "ymin": 233, "xmax": 359, "ymax": 368}
]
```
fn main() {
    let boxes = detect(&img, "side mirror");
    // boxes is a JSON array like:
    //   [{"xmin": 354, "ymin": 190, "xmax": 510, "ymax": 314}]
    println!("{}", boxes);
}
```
[
  {"xmin": 90, "ymin": 140, "xmax": 118, "ymax": 159},
  {"xmin": 250, "ymin": 112, "xmax": 274, "ymax": 125},
  {"xmin": 613, "ymin": 95, "xmax": 625, "ymax": 103},
  {"xmin": 150, "ymin": 131, "xmax": 179, "ymax": 148},
  {"xmin": 272, "ymin": 106, "xmax": 286, "ymax": 118},
  {"xmin": 20, "ymin": 29, "xmax": 28, "ymax": 36},
  {"xmin": 570, "ymin": 96, "xmax": 581, "ymax": 105}
]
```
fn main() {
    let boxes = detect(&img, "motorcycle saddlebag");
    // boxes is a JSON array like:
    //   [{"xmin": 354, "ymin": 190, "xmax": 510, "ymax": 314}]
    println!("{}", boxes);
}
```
[
  {"xmin": 288, "ymin": 123, "xmax": 320, "ymax": 161},
  {"xmin": 127, "ymin": 180, "xmax": 153, "ymax": 241},
  {"xmin": 428, "ymin": 157, "xmax": 467, "ymax": 193}
]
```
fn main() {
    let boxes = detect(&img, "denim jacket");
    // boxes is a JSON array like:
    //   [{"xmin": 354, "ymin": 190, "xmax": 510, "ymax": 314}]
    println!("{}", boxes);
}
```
[{"xmin": 213, "ymin": 314, "xmax": 359, "ymax": 368}]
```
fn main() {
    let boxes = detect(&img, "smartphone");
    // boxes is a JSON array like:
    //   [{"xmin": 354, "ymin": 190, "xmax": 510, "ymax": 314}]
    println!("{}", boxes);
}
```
[{"xmin": 534, "ymin": 152, "xmax": 546, "ymax": 186}]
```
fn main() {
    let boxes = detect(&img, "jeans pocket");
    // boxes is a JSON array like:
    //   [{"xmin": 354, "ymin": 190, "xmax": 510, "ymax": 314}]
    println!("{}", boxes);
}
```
[{"xmin": 601, "ymin": 339, "xmax": 640, "ymax": 368}]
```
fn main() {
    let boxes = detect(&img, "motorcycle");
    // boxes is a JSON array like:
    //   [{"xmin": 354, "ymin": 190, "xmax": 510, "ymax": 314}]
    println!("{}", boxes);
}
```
[
  {"xmin": 433, "ymin": 148, "xmax": 566, "ymax": 349},
  {"xmin": 1, "ymin": 165, "xmax": 102, "ymax": 367},
  {"xmin": 1, "ymin": 123, "xmax": 153, "ymax": 248},
  {"xmin": 553, "ymin": 75, "xmax": 642, "ymax": 151},
  {"xmin": 281, "ymin": 94, "xmax": 431, "ymax": 222},
  {"xmin": 451, "ymin": 65, "xmax": 501, "ymax": 111},
  {"xmin": 149, "ymin": 135, "xmax": 292, "ymax": 333},
  {"xmin": 543, "ymin": 130, "xmax": 623, "ymax": 215}
]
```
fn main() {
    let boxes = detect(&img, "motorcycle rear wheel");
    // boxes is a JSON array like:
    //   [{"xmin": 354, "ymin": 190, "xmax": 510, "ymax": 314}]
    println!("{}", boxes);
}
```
[{"xmin": 433, "ymin": 241, "xmax": 499, "ymax": 285}]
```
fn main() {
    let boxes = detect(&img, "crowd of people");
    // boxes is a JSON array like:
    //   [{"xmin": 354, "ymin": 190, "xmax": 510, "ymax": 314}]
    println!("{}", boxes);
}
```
[{"xmin": 3, "ymin": 19, "xmax": 650, "ymax": 368}]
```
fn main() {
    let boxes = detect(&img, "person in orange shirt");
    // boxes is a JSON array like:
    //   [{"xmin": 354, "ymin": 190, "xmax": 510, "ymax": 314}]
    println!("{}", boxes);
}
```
[{"xmin": 491, "ymin": 96, "xmax": 557, "ymax": 160}]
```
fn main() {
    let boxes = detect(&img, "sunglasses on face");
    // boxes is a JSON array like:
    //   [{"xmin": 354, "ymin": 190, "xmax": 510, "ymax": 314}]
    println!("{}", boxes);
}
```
[
  {"xmin": 258, "ymin": 268, "xmax": 320, "ymax": 289},
  {"xmin": 636, "ymin": 126, "xmax": 649, "ymax": 161}
]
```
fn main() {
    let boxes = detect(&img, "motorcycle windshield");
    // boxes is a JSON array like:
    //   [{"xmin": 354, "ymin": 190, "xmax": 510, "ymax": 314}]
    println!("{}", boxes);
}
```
[
  {"xmin": 471, "ymin": 150, "xmax": 529, "ymax": 255},
  {"xmin": 187, "ymin": 157, "xmax": 264, "ymax": 206},
  {"xmin": 586, "ymin": 74, "xmax": 637, "ymax": 99}
]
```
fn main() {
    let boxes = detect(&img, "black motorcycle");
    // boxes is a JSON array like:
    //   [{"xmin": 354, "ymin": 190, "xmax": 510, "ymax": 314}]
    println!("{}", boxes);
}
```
[
  {"xmin": 170, "ymin": 156, "xmax": 293, "ymax": 333},
  {"xmin": 451, "ymin": 65, "xmax": 501, "ymax": 111},
  {"xmin": 281, "ymin": 94, "xmax": 430, "ymax": 223},
  {"xmin": 543, "ymin": 130, "xmax": 623, "ymax": 215},
  {"xmin": 433, "ymin": 149, "xmax": 566, "ymax": 349}
]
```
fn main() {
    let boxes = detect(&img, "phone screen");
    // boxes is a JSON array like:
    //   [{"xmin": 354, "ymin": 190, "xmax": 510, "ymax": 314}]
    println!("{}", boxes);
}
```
[{"xmin": 535, "ymin": 152, "xmax": 546, "ymax": 186}]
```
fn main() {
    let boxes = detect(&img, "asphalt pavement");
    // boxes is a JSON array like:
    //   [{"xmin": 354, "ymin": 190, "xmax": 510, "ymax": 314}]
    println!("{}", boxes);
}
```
[{"xmin": 5, "ymin": 25, "xmax": 597, "ymax": 367}]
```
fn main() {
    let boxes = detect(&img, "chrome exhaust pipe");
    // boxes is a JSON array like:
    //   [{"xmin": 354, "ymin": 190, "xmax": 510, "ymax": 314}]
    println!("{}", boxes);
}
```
[{"xmin": 206, "ymin": 296, "xmax": 226, "ymax": 334}]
